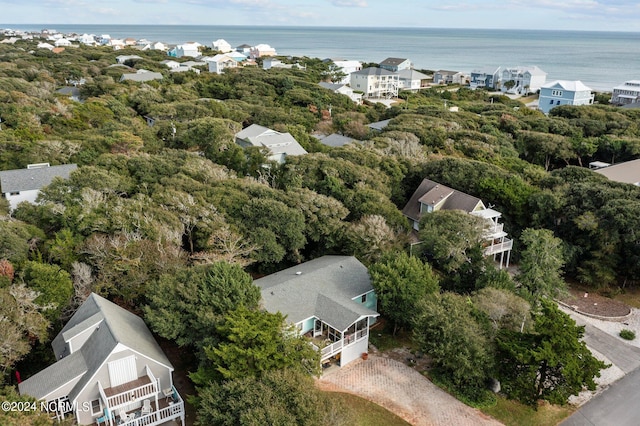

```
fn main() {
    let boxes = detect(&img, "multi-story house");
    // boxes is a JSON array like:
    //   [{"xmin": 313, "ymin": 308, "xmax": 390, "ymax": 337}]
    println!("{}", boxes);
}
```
[
  {"xmin": 538, "ymin": 80, "xmax": 594, "ymax": 114},
  {"xmin": 469, "ymin": 67, "xmax": 502, "ymax": 90},
  {"xmin": 350, "ymin": 67, "xmax": 399, "ymax": 99},
  {"xmin": 19, "ymin": 293, "xmax": 185, "ymax": 426},
  {"xmin": 235, "ymin": 124, "xmax": 307, "ymax": 164},
  {"xmin": 610, "ymin": 80, "xmax": 640, "ymax": 105},
  {"xmin": 402, "ymin": 178, "xmax": 512, "ymax": 269},
  {"xmin": 255, "ymin": 256, "xmax": 379, "ymax": 368},
  {"xmin": 379, "ymin": 57, "xmax": 412, "ymax": 72},
  {"xmin": 500, "ymin": 65, "xmax": 546, "ymax": 94}
]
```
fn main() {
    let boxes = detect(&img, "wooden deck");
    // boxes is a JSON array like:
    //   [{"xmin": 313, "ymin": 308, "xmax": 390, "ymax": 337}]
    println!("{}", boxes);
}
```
[{"xmin": 104, "ymin": 375, "xmax": 152, "ymax": 397}]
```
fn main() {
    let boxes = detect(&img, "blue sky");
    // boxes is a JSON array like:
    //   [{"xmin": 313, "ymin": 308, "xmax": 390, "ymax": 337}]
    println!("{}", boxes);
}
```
[{"xmin": 2, "ymin": 0, "xmax": 640, "ymax": 31}]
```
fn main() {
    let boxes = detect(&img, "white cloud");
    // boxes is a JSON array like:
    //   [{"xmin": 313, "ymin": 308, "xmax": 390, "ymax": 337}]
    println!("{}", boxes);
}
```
[{"xmin": 330, "ymin": 0, "xmax": 367, "ymax": 7}]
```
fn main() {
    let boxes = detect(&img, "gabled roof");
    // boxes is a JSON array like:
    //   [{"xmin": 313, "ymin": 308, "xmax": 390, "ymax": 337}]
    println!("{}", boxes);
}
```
[
  {"xmin": 594, "ymin": 158, "xmax": 640, "ymax": 185},
  {"xmin": 542, "ymin": 80, "xmax": 592, "ymax": 92},
  {"xmin": 319, "ymin": 133, "xmax": 355, "ymax": 147},
  {"xmin": 471, "ymin": 66, "xmax": 501, "ymax": 75},
  {"xmin": 256, "ymin": 256, "xmax": 378, "ymax": 332},
  {"xmin": 19, "ymin": 293, "xmax": 172, "ymax": 402},
  {"xmin": 397, "ymin": 69, "xmax": 429, "ymax": 80},
  {"xmin": 0, "ymin": 164, "xmax": 77, "ymax": 194},
  {"xmin": 236, "ymin": 124, "xmax": 307, "ymax": 156},
  {"xmin": 379, "ymin": 57, "xmax": 409, "ymax": 66},
  {"xmin": 319, "ymin": 82, "xmax": 345, "ymax": 91},
  {"xmin": 367, "ymin": 119, "xmax": 391, "ymax": 131},
  {"xmin": 120, "ymin": 70, "xmax": 163, "ymax": 82},
  {"xmin": 402, "ymin": 178, "xmax": 485, "ymax": 222},
  {"xmin": 435, "ymin": 70, "xmax": 461, "ymax": 75},
  {"xmin": 352, "ymin": 67, "xmax": 397, "ymax": 77}
]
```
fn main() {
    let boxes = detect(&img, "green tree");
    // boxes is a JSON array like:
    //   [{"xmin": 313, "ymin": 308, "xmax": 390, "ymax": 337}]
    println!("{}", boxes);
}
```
[
  {"xmin": 472, "ymin": 287, "xmax": 531, "ymax": 333},
  {"xmin": 22, "ymin": 261, "xmax": 73, "ymax": 322},
  {"xmin": 195, "ymin": 369, "xmax": 349, "ymax": 426},
  {"xmin": 495, "ymin": 300, "xmax": 608, "ymax": 406},
  {"xmin": 0, "ymin": 284, "xmax": 50, "ymax": 378},
  {"xmin": 144, "ymin": 262, "xmax": 261, "ymax": 360},
  {"xmin": 369, "ymin": 252, "xmax": 439, "ymax": 335},
  {"xmin": 516, "ymin": 228, "xmax": 566, "ymax": 307},
  {"xmin": 191, "ymin": 306, "xmax": 320, "ymax": 384},
  {"xmin": 413, "ymin": 293, "xmax": 493, "ymax": 397}
]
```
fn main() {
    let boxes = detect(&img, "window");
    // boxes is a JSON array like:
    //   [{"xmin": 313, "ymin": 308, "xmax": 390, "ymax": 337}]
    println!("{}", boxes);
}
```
[
  {"xmin": 9, "ymin": 191, "xmax": 19, "ymax": 196},
  {"xmin": 90, "ymin": 399, "xmax": 101, "ymax": 416},
  {"xmin": 361, "ymin": 293, "xmax": 367, "ymax": 303},
  {"xmin": 556, "ymin": 100, "xmax": 561, "ymax": 105},
  {"xmin": 551, "ymin": 90, "xmax": 563, "ymax": 97},
  {"xmin": 549, "ymin": 100, "xmax": 554, "ymax": 104}
]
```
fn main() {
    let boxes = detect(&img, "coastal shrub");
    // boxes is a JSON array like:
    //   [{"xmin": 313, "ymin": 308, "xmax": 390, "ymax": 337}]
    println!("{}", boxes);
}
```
[{"xmin": 619, "ymin": 329, "xmax": 635, "ymax": 340}]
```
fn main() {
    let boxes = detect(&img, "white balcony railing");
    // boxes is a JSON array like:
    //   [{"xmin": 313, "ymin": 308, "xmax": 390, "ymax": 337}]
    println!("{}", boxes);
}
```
[
  {"xmin": 99, "ymin": 366, "xmax": 159, "ymax": 411},
  {"xmin": 320, "ymin": 328, "xmax": 368, "ymax": 360},
  {"xmin": 119, "ymin": 389, "xmax": 184, "ymax": 426},
  {"xmin": 484, "ymin": 239, "xmax": 513, "ymax": 256}
]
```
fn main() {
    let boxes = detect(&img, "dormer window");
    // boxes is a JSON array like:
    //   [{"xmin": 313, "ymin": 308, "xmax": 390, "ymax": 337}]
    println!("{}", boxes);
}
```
[{"xmin": 420, "ymin": 202, "xmax": 434, "ymax": 213}]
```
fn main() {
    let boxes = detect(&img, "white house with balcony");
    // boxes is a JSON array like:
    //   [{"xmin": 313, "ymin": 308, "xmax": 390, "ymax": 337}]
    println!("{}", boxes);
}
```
[
  {"xmin": 326, "ymin": 59, "xmax": 362, "ymax": 84},
  {"xmin": 211, "ymin": 38, "xmax": 232, "ymax": 53},
  {"xmin": 611, "ymin": 80, "xmax": 640, "ymax": 106},
  {"xmin": 350, "ymin": 67, "xmax": 399, "ymax": 99},
  {"xmin": 255, "ymin": 256, "xmax": 379, "ymax": 368},
  {"xmin": 538, "ymin": 80, "xmax": 594, "ymax": 114},
  {"xmin": 402, "ymin": 178, "xmax": 512, "ymax": 269},
  {"xmin": 500, "ymin": 65, "xmax": 546, "ymax": 94},
  {"xmin": 205, "ymin": 54, "xmax": 239, "ymax": 74},
  {"xmin": 19, "ymin": 293, "xmax": 185, "ymax": 426}
]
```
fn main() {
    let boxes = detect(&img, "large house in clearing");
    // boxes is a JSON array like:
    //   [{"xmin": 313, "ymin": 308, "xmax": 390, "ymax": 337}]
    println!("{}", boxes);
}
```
[
  {"xmin": 350, "ymin": 67, "xmax": 399, "ymax": 99},
  {"xmin": 255, "ymin": 256, "xmax": 379, "ymax": 368},
  {"xmin": 403, "ymin": 179, "xmax": 513, "ymax": 269},
  {"xmin": 500, "ymin": 65, "xmax": 546, "ymax": 94},
  {"xmin": 0, "ymin": 163, "xmax": 77, "ymax": 211},
  {"xmin": 610, "ymin": 80, "xmax": 640, "ymax": 106},
  {"xmin": 235, "ymin": 124, "xmax": 307, "ymax": 164},
  {"xmin": 19, "ymin": 293, "xmax": 185, "ymax": 426},
  {"xmin": 538, "ymin": 80, "xmax": 594, "ymax": 114}
]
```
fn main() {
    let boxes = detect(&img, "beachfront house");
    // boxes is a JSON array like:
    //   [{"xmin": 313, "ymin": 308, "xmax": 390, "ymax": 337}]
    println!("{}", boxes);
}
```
[
  {"xmin": 403, "ymin": 178, "xmax": 512, "ymax": 269},
  {"xmin": 325, "ymin": 59, "xmax": 362, "ymax": 84},
  {"xmin": 212, "ymin": 38, "xmax": 232, "ymax": 53},
  {"xmin": 593, "ymin": 159, "xmax": 640, "ymax": 186},
  {"xmin": 350, "ymin": 67, "xmax": 399, "ymax": 99},
  {"xmin": 120, "ymin": 70, "xmax": 163, "ymax": 83},
  {"xmin": 610, "ymin": 80, "xmax": 640, "ymax": 106},
  {"xmin": 255, "ymin": 256, "xmax": 379, "ymax": 369},
  {"xmin": 0, "ymin": 163, "xmax": 77, "ymax": 211},
  {"xmin": 469, "ymin": 67, "xmax": 502, "ymax": 90},
  {"xmin": 500, "ymin": 65, "xmax": 546, "ymax": 94},
  {"xmin": 167, "ymin": 42, "xmax": 201, "ymax": 58},
  {"xmin": 397, "ymin": 69, "xmax": 430, "ymax": 92},
  {"xmin": 18, "ymin": 293, "xmax": 185, "ymax": 426},
  {"xmin": 205, "ymin": 54, "xmax": 239, "ymax": 74},
  {"xmin": 249, "ymin": 44, "xmax": 277, "ymax": 58},
  {"xmin": 538, "ymin": 80, "xmax": 594, "ymax": 114},
  {"xmin": 235, "ymin": 124, "xmax": 307, "ymax": 164},
  {"xmin": 319, "ymin": 82, "xmax": 363, "ymax": 104},
  {"xmin": 379, "ymin": 57, "xmax": 412, "ymax": 72},
  {"xmin": 433, "ymin": 70, "xmax": 466, "ymax": 85}
]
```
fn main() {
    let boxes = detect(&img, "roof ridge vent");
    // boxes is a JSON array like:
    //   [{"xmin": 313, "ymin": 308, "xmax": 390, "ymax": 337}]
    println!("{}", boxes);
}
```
[{"xmin": 27, "ymin": 163, "xmax": 50, "ymax": 169}]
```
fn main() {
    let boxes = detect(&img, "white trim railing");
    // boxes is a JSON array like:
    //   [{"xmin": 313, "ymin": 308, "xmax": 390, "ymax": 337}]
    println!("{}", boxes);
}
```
[
  {"xmin": 320, "ymin": 327, "xmax": 369, "ymax": 360},
  {"xmin": 484, "ymin": 239, "xmax": 513, "ymax": 256}
]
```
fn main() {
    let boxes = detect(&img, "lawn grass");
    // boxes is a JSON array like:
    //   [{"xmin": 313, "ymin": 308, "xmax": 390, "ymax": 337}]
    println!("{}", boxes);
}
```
[
  {"xmin": 368, "ymin": 321, "xmax": 412, "ymax": 351},
  {"xmin": 612, "ymin": 287, "xmax": 640, "ymax": 309},
  {"xmin": 323, "ymin": 391, "xmax": 411, "ymax": 426},
  {"xmin": 481, "ymin": 395, "xmax": 575, "ymax": 426}
]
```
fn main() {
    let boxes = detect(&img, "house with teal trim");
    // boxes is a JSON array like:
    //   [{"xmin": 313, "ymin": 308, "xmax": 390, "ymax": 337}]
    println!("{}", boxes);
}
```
[
  {"xmin": 538, "ymin": 80, "xmax": 594, "ymax": 114},
  {"xmin": 255, "ymin": 256, "xmax": 379, "ymax": 368}
]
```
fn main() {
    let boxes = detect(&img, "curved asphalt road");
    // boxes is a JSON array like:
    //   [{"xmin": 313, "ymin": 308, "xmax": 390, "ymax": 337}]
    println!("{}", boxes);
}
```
[{"xmin": 561, "ymin": 314, "xmax": 640, "ymax": 426}]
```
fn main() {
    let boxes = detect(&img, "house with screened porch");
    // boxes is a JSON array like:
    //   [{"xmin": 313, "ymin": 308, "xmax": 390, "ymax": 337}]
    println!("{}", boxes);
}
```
[
  {"xmin": 403, "ymin": 178, "xmax": 512, "ymax": 269},
  {"xmin": 255, "ymin": 256, "xmax": 379, "ymax": 369},
  {"xmin": 19, "ymin": 293, "xmax": 185, "ymax": 426}
]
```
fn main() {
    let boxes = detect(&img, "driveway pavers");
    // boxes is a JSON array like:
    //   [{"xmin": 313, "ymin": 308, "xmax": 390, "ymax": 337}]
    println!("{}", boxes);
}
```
[{"xmin": 317, "ymin": 356, "xmax": 502, "ymax": 426}]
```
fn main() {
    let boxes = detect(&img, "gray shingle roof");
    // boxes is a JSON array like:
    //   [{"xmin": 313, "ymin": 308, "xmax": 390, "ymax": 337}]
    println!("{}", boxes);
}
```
[
  {"xmin": 255, "ymin": 256, "xmax": 378, "ymax": 332},
  {"xmin": 0, "ymin": 164, "xmax": 77, "ymax": 193},
  {"xmin": 352, "ymin": 67, "xmax": 397, "ymax": 76},
  {"xmin": 236, "ymin": 124, "xmax": 308, "ymax": 157},
  {"xmin": 594, "ymin": 158, "xmax": 640, "ymax": 185},
  {"xmin": 319, "ymin": 133, "xmax": 355, "ymax": 147},
  {"xmin": 403, "ymin": 178, "xmax": 484, "ymax": 222},
  {"xmin": 19, "ymin": 293, "xmax": 172, "ymax": 402},
  {"xmin": 379, "ymin": 57, "xmax": 408, "ymax": 66}
]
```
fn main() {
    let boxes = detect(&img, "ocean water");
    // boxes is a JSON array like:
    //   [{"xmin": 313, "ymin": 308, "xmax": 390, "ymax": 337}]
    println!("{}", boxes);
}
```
[{"xmin": 4, "ymin": 25, "xmax": 640, "ymax": 92}]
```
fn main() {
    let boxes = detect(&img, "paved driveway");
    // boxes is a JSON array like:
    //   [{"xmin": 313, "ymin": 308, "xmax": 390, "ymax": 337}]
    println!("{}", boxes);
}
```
[{"xmin": 317, "ymin": 356, "xmax": 502, "ymax": 426}]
